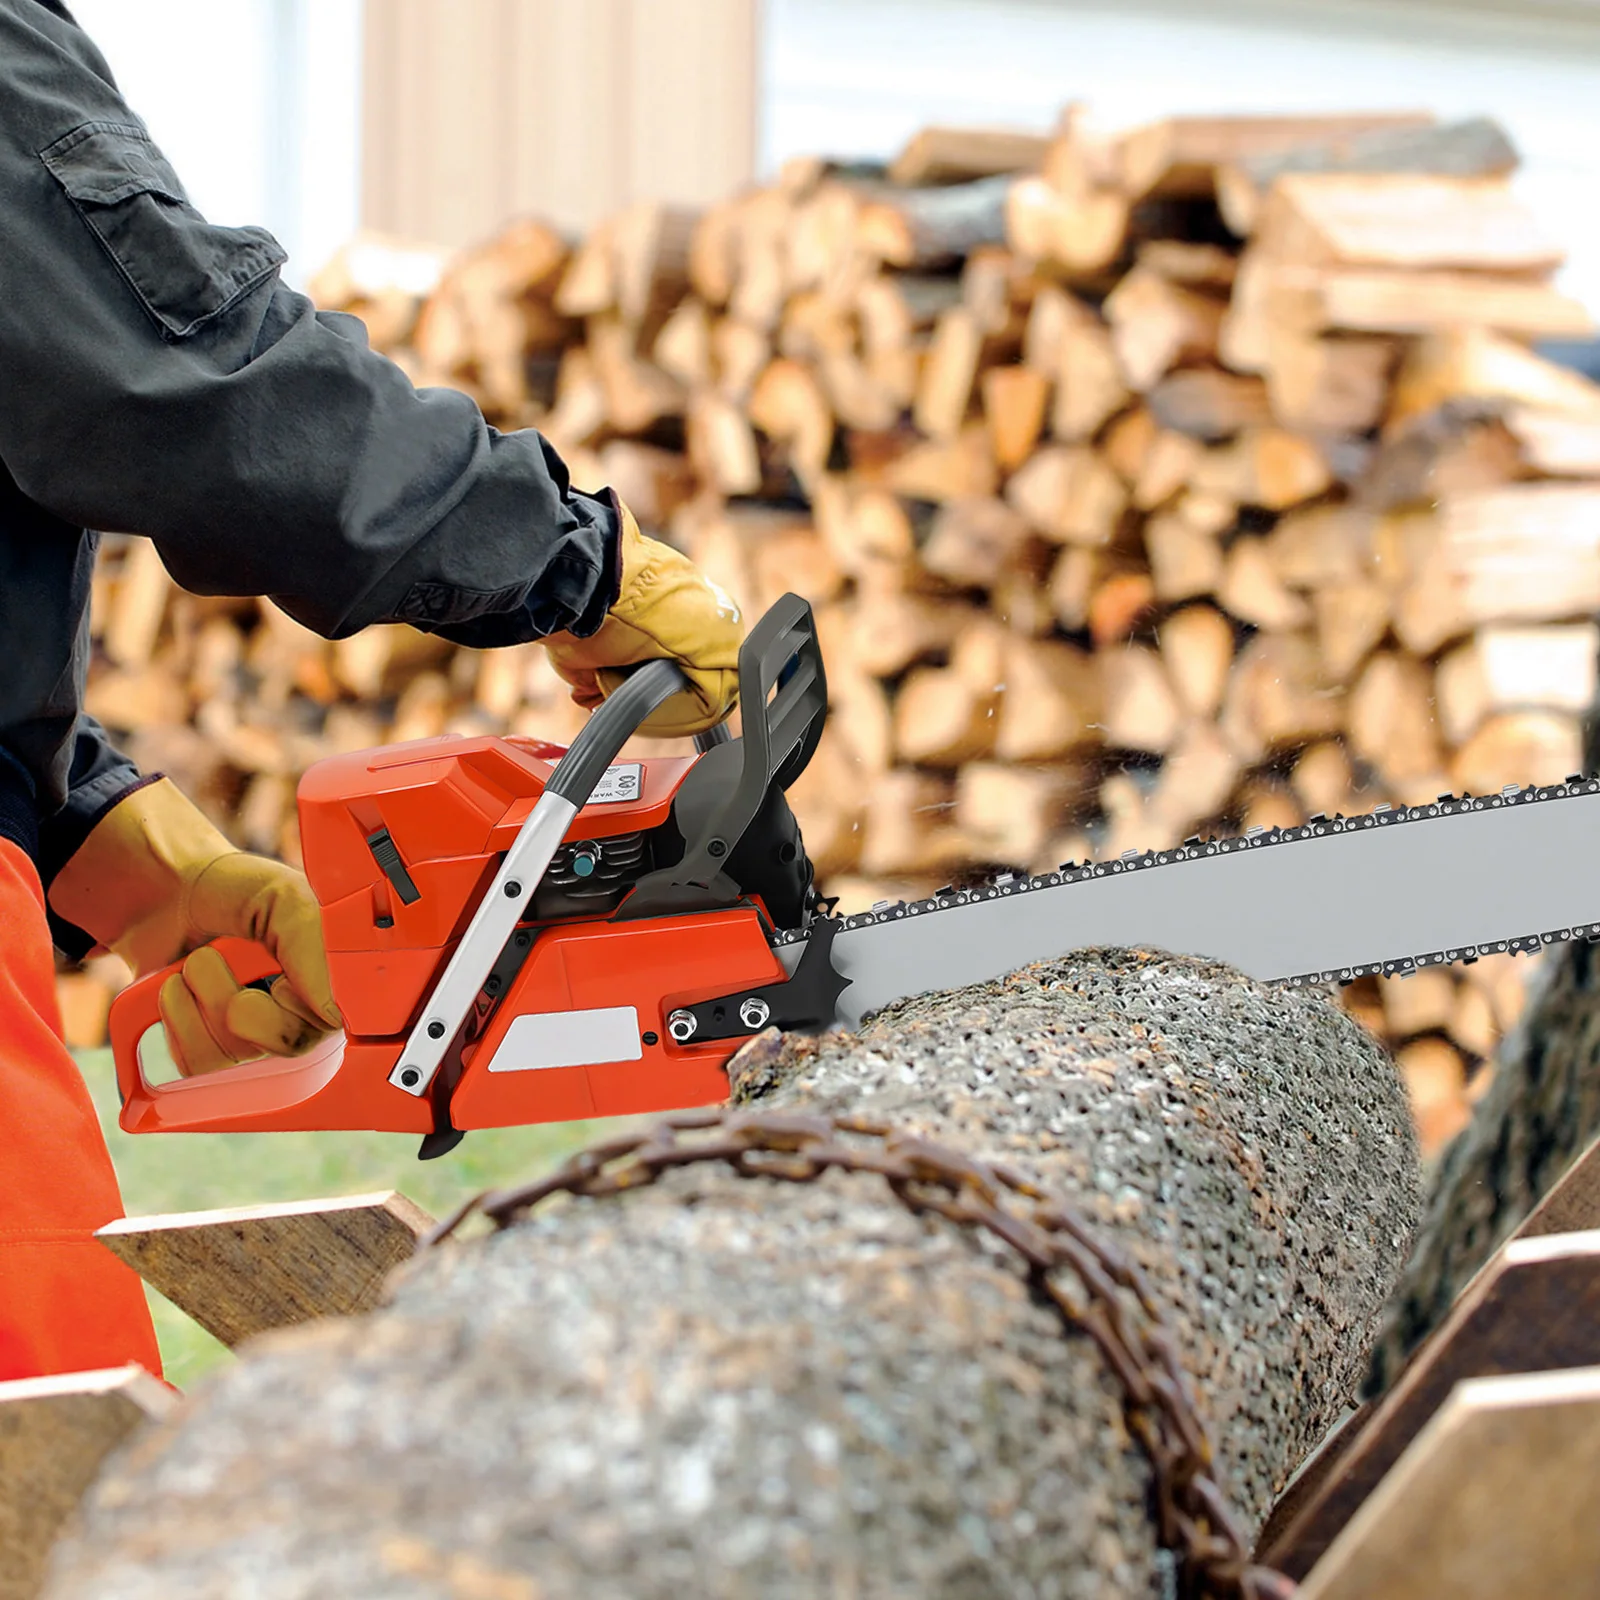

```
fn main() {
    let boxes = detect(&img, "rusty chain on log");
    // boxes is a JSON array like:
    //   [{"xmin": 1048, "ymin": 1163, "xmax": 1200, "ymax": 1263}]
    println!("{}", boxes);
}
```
[{"xmin": 422, "ymin": 1105, "xmax": 1299, "ymax": 1600}]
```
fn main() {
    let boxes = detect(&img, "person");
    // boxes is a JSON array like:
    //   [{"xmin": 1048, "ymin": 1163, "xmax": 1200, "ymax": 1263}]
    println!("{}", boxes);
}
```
[{"xmin": 0, "ymin": 0, "xmax": 743, "ymax": 1382}]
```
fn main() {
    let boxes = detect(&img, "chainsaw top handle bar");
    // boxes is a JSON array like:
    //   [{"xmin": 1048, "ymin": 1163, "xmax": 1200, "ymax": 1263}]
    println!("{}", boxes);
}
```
[{"xmin": 543, "ymin": 657, "xmax": 695, "ymax": 804}]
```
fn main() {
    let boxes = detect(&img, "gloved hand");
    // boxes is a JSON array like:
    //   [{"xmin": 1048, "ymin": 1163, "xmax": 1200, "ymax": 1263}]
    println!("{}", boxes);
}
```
[
  {"xmin": 542, "ymin": 499, "xmax": 743, "ymax": 739},
  {"xmin": 48, "ymin": 779, "xmax": 340, "ymax": 1077}
]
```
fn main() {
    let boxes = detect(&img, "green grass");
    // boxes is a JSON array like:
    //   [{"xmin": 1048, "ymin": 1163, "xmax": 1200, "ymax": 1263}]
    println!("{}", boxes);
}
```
[{"xmin": 78, "ymin": 1048, "xmax": 614, "ymax": 1390}]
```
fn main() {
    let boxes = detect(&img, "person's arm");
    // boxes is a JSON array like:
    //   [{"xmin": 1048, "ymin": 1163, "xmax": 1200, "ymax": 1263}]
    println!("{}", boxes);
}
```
[{"xmin": 0, "ymin": 3, "xmax": 618, "ymax": 648}]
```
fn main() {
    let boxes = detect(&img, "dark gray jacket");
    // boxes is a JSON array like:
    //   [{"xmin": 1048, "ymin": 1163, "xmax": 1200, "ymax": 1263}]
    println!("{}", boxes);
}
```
[{"xmin": 0, "ymin": 0, "xmax": 620, "ymax": 949}]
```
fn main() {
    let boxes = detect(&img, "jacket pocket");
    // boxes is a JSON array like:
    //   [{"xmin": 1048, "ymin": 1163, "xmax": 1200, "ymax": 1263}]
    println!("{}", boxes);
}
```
[{"xmin": 40, "ymin": 121, "xmax": 286, "ymax": 341}]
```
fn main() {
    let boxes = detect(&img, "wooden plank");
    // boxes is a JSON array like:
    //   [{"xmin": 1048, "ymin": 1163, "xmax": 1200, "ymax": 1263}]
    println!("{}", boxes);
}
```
[
  {"xmin": 96, "ymin": 1191, "xmax": 436, "ymax": 1350},
  {"xmin": 0, "ymin": 1364, "xmax": 174, "ymax": 1600},
  {"xmin": 1298, "ymin": 1366, "xmax": 1600, "ymax": 1599},
  {"xmin": 1260, "ymin": 1229, "xmax": 1600, "ymax": 1580},
  {"xmin": 1518, "ymin": 1133, "xmax": 1600, "ymax": 1239}
]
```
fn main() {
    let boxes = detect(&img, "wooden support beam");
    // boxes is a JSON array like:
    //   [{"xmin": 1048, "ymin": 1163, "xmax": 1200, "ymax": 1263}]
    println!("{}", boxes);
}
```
[
  {"xmin": 1260, "ymin": 1229, "xmax": 1600, "ymax": 1580},
  {"xmin": 96, "ymin": 1191, "xmax": 436, "ymax": 1350},
  {"xmin": 1517, "ymin": 1133, "xmax": 1600, "ymax": 1239},
  {"xmin": 1298, "ymin": 1365, "xmax": 1600, "ymax": 1599},
  {"xmin": 0, "ymin": 1364, "xmax": 174, "ymax": 1600}
]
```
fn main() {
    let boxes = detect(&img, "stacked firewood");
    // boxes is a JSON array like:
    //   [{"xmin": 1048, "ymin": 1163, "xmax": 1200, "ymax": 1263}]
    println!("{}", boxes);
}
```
[{"xmin": 66, "ymin": 111, "xmax": 1600, "ymax": 1155}]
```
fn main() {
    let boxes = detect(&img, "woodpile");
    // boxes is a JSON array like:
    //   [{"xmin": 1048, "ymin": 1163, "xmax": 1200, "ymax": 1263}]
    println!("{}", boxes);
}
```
[{"xmin": 67, "ymin": 109, "xmax": 1600, "ymax": 1157}]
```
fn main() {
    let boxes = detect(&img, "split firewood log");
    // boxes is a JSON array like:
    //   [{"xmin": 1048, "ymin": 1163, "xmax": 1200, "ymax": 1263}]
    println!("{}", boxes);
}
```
[{"xmin": 44, "ymin": 950, "xmax": 1423, "ymax": 1600}]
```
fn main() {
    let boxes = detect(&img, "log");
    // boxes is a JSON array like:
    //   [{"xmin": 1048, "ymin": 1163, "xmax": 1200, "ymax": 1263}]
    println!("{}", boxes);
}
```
[
  {"xmin": 1191, "ymin": 427, "xmax": 1332, "ymax": 511},
  {"xmin": 1389, "ymin": 327, "xmax": 1600, "ymax": 430},
  {"xmin": 914, "ymin": 307, "xmax": 986, "ymax": 439},
  {"xmin": 1433, "ymin": 624, "xmax": 1599, "ymax": 746},
  {"xmin": 104, "ymin": 540, "xmax": 171, "ymax": 668},
  {"xmin": 1291, "ymin": 740, "xmax": 1364, "ymax": 818},
  {"xmin": 1365, "ymin": 921, "xmax": 1600, "ymax": 1403},
  {"xmin": 0, "ymin": 1366, "xmax": 175, "ymax": 1600},
  {"xmin": 993, "ymin": 635, "xmax": 1100, "ymax": 761},
  {"xmin": 855, "ymin": 769, "xmax": 971, "ymax": 876},
  {"xmin": 1148, "ymin": 368, "xmax": 1270, "ymax": 442},
  {"xmin": 1132, "ymin": 430, "xmax": 1203, "ymax": 511},
  {"xmin": 954, "ymin": 760, "xmax": 1081, "ymax": 864},
  {"xmin": 1118, "ymin": 112, "xmax": 1432, "ymax": 201},
  {"xmin": 1147, "ymin": 721, "xmax": 1241, "ymax": 839},
  {"xmin": 1217, "ymin": 115, "xmax": 1517, "ymax": 237},
  {"xmin": 1311, "ymin": 581, "xmax": 1391, "ymax": 684},
  {"xmin": 1004, "ymin": 444, "xmax": 1127, "ymax": 546},
  {"xmin": 1099, "ymin": 405, "xmax": 1157, "ymax": 485},
  {"xmin": 1358, "ymin": 406, "xmax": 1521, "ymax": 513},
  {"xmin": 1390, "ymin": 484, "xmax": 1600, "ymax": 655},
  {"xmin": 1087, "ymin": 570, "xmax": 1157, "ymax": 647},
  {"xmin": 1221, "ymin": 632, "xmax": 1343, "ymax": 761},
  {"xmin": 981, "ymin": 365, "xmax": 1050, "ymax": 471},
  {"xmin": 748, "ymin": 358, "xmax": 835, "ymax": 488},
  {"xmin": 1101, "ymin": 644, "xmax": 1182, "ymax": 754},
  {"xmin": 1266, "ymin": 264, "xmax": 1592, "ymax": 341},
  {"xmin": 892, "ymin": 626, "xmax": 1005, "ymax": 766},
  {"xmin": 1144, "ymin": 507, "xmax": 1225, "ymax": 603},
  {"xmin": 918, "ymin": 496, "xmax": 1033, "ymax": 590},
  {"xmin": 856, "ymin": 175, "xmax": 1013, "ymax": 269},
  {"xmin": 1051, "ymin": 323, "xmax": 1130, "ymax": 448},
  {"xmin": 1348, "ymin": 652, "xmax": 1444, "ymax": 786},
  {"xmin": 1256, "ymin": 173, "xmax": 1562, "ymax": 273},
  {"xmin": 40, "ymin": 951, "xmax": 1424, "ymax": 1600},
  {"xmin": 1450, "ymin": 710, "xmax": 1583, "ymax": 794},
  {"xmin": 1102, "ymin": 267, "xmax": 1225, "ymax": 392},
  {"xmin": 1003, "ymin": 177, "xmax": 1129, "ymax": 281},
  {"xmin": 1159, "ymin": 604, "xmax": 1236, "ymax": 721},
  {"xmin": 1219, "ymin": 538, "xmax": 1312, "ymax": 630},
  {"xmin": 1135, "ymin": 240, "xmax": 1239, "ymax": 290},
  {"xmin": 887, "ymin": 125, "xmax": 1051, "ymax": 187},
  {"xmin": 1263, "ymin": 332, "xmax": 1396, "ymax": 436}
]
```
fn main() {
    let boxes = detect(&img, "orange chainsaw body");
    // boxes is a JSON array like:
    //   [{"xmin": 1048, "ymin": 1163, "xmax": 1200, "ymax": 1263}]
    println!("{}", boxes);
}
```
[{"xmin": 110, "ymin": 733, "xmax": 788, "ymax": 1137}]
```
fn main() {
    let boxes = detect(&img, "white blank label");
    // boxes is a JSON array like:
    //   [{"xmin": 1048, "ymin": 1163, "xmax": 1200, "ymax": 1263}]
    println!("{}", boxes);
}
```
[{"xmin": 485, "ymin": 1007, "xmax": 643, "ymax": 1072}]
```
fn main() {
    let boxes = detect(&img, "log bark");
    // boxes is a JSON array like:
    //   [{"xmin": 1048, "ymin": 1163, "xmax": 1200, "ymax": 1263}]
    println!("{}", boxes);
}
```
[{"xmin": 44, "ymin": 951, "xmax": 1422, "ymax": 1600}]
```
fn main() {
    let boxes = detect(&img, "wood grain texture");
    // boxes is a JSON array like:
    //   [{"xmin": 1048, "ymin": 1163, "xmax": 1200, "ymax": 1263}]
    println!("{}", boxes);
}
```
[
  {"xmin": 96, "ymin": 1192, "xmax": 435, "ymax": 1349},
  {"xmin": 1298, "ymin": 1366, "xmax": 1600, "ymax": 1599},
  {"xmin": 1262, "ymin": 1230, "xmax": 1600, "ymax": 1580},
  {"xmin": 1518, "ymin": 1134, "xmax": 1600, "ymax": 1238},
  {"xmin": 0, "ymin": 1365, "xmax": 173, "ymax": 1600}
]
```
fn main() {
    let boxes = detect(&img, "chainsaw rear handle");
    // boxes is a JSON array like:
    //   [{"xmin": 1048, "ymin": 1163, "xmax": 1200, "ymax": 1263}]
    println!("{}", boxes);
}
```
[
  {"xmin": 107, "ymin": 657, "xmax": 693, "ymax": 1109},
  {"xmin": 107, "ymin": 934, "xmax": 347, "ymax": 1132}
]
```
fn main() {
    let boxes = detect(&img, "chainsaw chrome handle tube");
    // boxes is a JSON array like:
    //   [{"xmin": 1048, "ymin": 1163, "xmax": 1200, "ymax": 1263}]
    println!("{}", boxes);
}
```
[{"xmin": 388, "ymin": 658, "xmax": 691, "ymax": 1099}]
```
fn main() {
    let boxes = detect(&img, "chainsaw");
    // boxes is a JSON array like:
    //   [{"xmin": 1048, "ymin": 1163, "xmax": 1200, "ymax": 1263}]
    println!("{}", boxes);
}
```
[{"xmin": 109, "ymin": 593, "xmax": 1600, "ymax": 1158}]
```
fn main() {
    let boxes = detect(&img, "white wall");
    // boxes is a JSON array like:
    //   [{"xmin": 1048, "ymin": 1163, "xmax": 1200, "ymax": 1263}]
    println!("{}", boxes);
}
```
[
  {"xmin": 67, "ymin": 0, "xmax": 362, "ymax": 288},
  {"xmin": 763, "ymin": 0, "xmax": 1600, "ymax": 312}
]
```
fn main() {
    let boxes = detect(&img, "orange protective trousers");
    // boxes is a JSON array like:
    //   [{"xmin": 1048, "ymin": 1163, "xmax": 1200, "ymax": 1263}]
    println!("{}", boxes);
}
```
[{"xmin": 0, "ymin": 836, "xmax": 161, "ymax": 1381}]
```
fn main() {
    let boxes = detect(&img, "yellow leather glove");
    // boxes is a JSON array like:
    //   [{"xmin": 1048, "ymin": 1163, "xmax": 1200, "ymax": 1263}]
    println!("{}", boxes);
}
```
[
  {"xmin": 542, "ymin": 499, "xmax": 743, "ymax": 739},
  {"xmin": 48, "ymin": 779, "xmax": 340, "ymax": 1078}
]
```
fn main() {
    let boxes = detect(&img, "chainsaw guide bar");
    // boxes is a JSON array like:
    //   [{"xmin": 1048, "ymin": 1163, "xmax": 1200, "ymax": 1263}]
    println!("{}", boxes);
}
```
[{"xmin": 774, "ymin": 776, "xmax": 1600, "ymax": 1032}]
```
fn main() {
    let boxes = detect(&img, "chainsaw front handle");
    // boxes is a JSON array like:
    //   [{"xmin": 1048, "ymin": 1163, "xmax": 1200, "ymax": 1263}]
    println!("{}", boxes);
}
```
[
  {"xmin": 108, "ymin": 935, "xmax": 348, "ymax": 1132},
  {"xmin": 386, "ymin": 656, "xmax": 691, "ymax": 1099}
]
